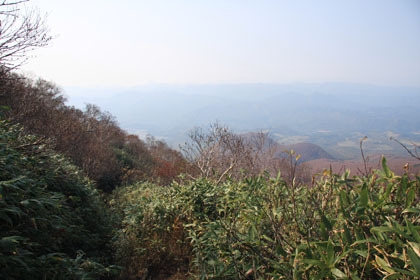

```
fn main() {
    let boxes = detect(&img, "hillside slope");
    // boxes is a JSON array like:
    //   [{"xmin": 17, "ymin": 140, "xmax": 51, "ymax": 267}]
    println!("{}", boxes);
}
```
[
  {"xmin": 0, "ymin": 120, "xmax": 117, "ymax": 279},
  {"xmin": 283, "ymin": 142, "xmax": 335, "ymax": 162}
]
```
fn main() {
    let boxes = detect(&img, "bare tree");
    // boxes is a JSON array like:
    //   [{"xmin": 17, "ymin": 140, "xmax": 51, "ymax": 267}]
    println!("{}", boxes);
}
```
[
  {"xmin": 0, "ymin": 0, "xmax": 51, "ymax": 72},
  {"xmin": 182, "ymin": 122, "xmax": 280, "ymax": 183},
  {"xmin": 181, "ymin": 122, "xmax": 238, "ymax": 182},
  {"xmin": 245, "ymin": 131, "xmax": 279, "ymax": 174},
  {"xmin": 181, "ymin": 122, "xmax": 313, "ymax": 184}
]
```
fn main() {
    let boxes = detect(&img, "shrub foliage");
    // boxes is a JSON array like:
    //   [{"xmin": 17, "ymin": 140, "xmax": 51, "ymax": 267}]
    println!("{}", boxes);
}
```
[
  {"xmin": 112, "ymin": 160, "xmax": 420, "ymax": 279},
  {"xmin": 0, "ymin": 120, "xmax": 119, "ymax": 279}
]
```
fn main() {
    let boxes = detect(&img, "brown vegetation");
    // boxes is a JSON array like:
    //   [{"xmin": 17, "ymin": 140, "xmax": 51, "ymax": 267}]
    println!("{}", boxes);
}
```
[
  {"xmin": 181, "ymin": 122, "xmax": 312, "ymax": 185},
  {"xmin": 0, "ymin": 72, "xmax": 189, "ymax": 191},
  {"xmin": 306, "ymin": 154, "xmax": 420, "ymax": 176}
]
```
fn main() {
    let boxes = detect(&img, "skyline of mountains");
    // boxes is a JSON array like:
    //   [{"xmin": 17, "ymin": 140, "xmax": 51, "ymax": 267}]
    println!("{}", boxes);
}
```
[{"xmin": 64, "ymin": 82, "xmax": 420, "ymax": 160}]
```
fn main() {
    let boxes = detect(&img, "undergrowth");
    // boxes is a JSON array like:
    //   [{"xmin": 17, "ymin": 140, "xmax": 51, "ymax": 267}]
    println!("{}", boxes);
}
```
[
  {"xmin": 0, "ymin": 120, "xmax": 120, "ymax": 279},
  {"xmin": 2, "ymin": 119, "xmax": 419, "ymax": 279},
  {"xmin": 111, "ymin": 160, "xmax": 420, "ymax": 279}
]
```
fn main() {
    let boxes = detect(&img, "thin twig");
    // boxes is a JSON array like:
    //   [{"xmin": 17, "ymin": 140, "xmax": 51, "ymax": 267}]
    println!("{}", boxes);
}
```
[
  {"xmin": 359, "ymin": 136, "xmax": 371, "ymax": 176},
  {"xmin": 390, "ymin": 137, "xmax": 420, "ymax": 161}
]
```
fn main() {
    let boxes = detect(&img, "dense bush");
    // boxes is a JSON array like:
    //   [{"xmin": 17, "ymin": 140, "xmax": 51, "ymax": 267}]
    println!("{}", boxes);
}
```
[
  {"xmin": 0, "ymin": 120, "xmax": 119, "ymax": 279},
  {"xmin": 112, "ymin": 159, "xmax": 420, "ymax": 279},
  {"xmin": 110, "ymin": 182, "xmax": 191, "ymax": 279}
]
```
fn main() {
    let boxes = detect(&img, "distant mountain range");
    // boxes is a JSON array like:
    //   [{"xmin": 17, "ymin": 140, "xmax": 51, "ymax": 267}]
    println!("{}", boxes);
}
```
[{"xmin": 64, "ymin": 83, "xmax": 420, "ymax": 160}]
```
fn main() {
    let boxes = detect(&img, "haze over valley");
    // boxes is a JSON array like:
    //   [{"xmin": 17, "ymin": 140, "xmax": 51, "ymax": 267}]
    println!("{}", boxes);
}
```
[{"xmin": 66, "ymin": 82, "xmax": 420, "ymax": 161}]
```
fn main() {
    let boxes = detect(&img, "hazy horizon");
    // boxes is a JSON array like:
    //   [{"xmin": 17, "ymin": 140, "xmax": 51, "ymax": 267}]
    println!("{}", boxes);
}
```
[
  {"xmin": 21, "ymin": 0, "xmax": 420, "ymax": 88},
  {"xmin": 62, "ymin": 82, "xmax": 420, "ymax": 161}
]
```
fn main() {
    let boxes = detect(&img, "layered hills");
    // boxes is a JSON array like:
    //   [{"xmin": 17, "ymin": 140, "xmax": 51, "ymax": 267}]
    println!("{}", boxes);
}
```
[{"xmin": 65, "ymin": 83, "xmax": 420, "ymax": 161}]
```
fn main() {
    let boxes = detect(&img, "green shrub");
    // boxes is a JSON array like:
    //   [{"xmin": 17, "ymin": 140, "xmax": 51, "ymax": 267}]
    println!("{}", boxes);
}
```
[
  {"xmin": 110, "ymin": 182, "xmax": 191, "ymax": 279},
  {"xmin": 112, "ymin": 159, "xmax": 420, "ymax": 279},
  {"xmin": 0, "ymin": 120, "xmax": 120, "ymax": 279}
]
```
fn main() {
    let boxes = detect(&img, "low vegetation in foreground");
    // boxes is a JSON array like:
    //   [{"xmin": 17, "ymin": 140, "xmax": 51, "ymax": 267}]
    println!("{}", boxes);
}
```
[
  {"xmin": 111, "ymin": 159, "xmax": 420, "ymax": 279},
  {"xmin": 0, "ymin": 120, "xmax": 119, "ymax": 279},
  {"xmin": 1, "ymin": 115, "xmax": 420, "ymax": 279}
]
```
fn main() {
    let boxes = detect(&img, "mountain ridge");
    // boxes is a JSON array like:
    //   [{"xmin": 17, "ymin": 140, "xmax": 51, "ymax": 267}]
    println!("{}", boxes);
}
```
[{"xmin": 64, "ymin": 83, "xmax": 420, "ymax": 160}]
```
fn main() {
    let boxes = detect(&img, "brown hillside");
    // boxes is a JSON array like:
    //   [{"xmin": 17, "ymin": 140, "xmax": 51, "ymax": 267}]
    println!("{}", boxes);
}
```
[
  {"xmin": 306, "ymin": 154, "xmax": 420, "ymax": 176},
  {"xmin": 283, "ymin": 142, "xmax": 335, "ymax": 162}
]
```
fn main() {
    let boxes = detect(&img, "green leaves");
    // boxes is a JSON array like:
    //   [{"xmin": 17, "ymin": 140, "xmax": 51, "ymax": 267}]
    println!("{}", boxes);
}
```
[
  {"xmin": 0, "ymin": 235, "xmax": 28, "ymax": 251},
  {"xmin": 0, "ymin": 120, "xmax": 116, "ymax": 279},
  {"xmin": 381, "ymin": 156, "xmax": 392, "ymax": 178},
  {"xmin": 111, "ymin": 154, "xmax": 420, "ymax": 279},
  {"xmin": 359, "ymin": 183, "xmax": 368, "ymax": 208},
  {"xmin": 331, "ymin": 268, "xmax": 347, "ymax": 279},
  {"xmin": 408, "ymin": 247, "xmax": 420, "ymax": 276}
]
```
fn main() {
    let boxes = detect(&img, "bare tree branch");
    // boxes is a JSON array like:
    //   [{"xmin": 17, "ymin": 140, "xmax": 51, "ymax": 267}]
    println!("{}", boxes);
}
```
[
  {"xmin": 180, "ymin": 122, "xmax": 312, "ymax": 184},
  {"xmin": 0, "ymin": 0, "xmax": 51, "ymax": 73},
  {"xmin": 358, "ymin": 136, "xmax": 372, "ymax": 177},
  {"xmin": 390, "ymin": 137, "xmax": 420, "ymax": 161}
]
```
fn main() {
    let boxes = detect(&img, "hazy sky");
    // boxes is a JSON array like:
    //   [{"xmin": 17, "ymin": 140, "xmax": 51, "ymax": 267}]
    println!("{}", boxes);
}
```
[{"xmin": 21, "ymin": 0, "xmax": 420, "ymax": 87}]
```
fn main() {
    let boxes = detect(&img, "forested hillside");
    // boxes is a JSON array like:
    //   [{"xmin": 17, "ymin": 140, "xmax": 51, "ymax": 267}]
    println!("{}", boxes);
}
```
[
  {"xmin": 1, "ymin": 1, "xmax": 420, "ymax": 279},
  {"xmin": 0, "ymin": 73, "xmax": 189, "ymax": 191}
]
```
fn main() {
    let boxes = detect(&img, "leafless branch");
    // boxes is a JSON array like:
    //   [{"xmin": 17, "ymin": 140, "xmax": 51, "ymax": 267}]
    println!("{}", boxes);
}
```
[
  {"xmin": 358, "ymin": 136, "xmax": 372, "ymax": 176},
  {"xmin": 390, "ymin": 137, "xmax": 420, "ymax": 161},
  {"xmin": 0, "ymin": 0, "xmax": 51, "ymax": 72}
]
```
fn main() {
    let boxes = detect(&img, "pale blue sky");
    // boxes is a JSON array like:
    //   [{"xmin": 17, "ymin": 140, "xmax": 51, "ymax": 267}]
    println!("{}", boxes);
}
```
[{"xmin": 21, "ymin": 0, "xmax": 420, "ymax": 87}]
